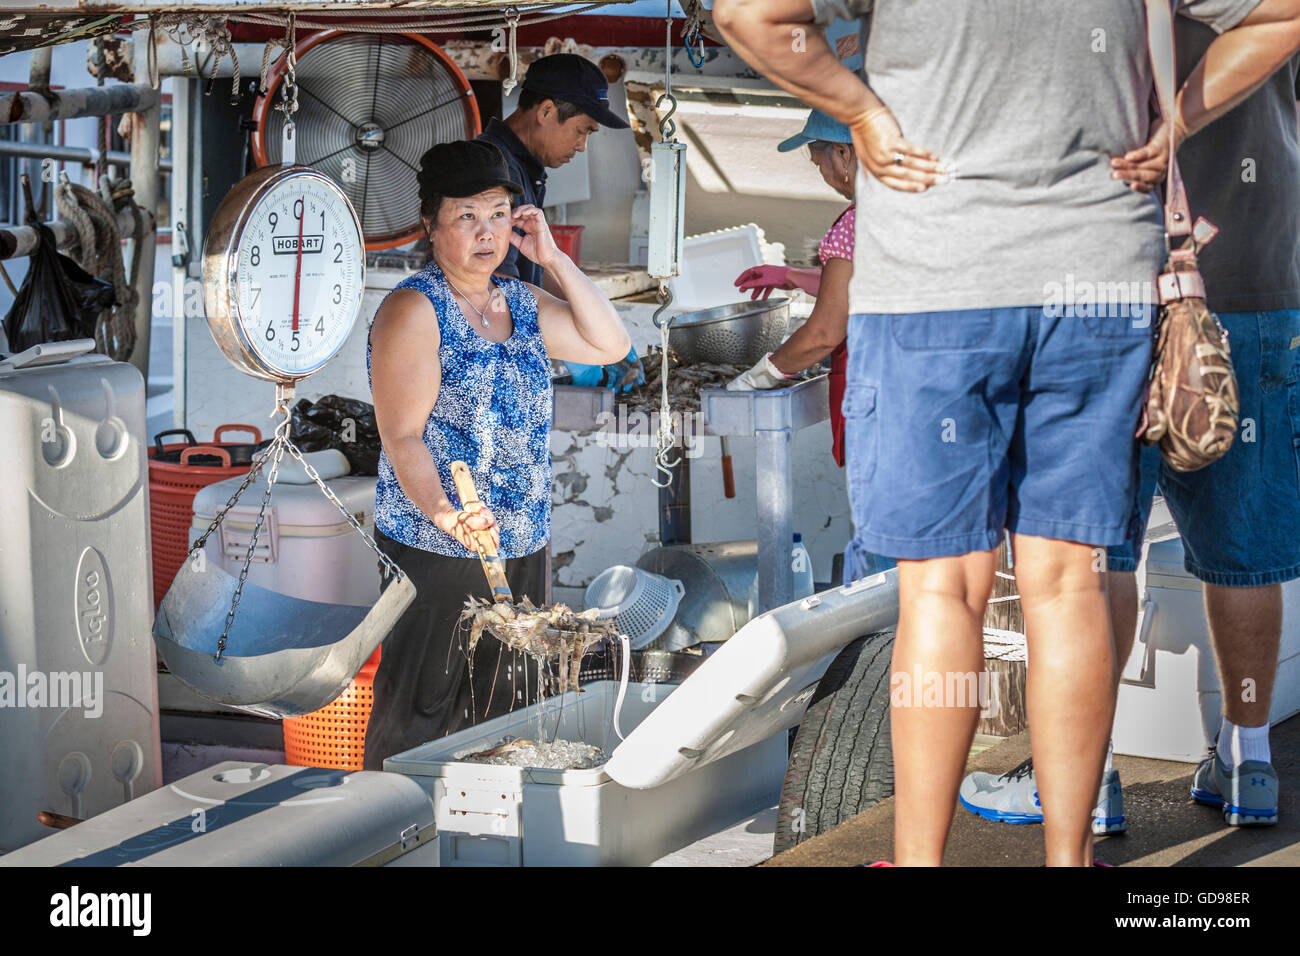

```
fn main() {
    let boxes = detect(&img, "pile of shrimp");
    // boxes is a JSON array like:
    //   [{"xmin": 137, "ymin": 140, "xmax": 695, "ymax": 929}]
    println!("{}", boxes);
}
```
[{"xmin": 460, "ymin": 595, "xmax": 619, "ymax": 696}]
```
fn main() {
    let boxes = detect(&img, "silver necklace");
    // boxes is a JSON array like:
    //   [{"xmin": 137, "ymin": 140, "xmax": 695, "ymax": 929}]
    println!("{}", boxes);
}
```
[{"xmin": 444, "ymin": 274, "xmax": 496, "ymax": 328}]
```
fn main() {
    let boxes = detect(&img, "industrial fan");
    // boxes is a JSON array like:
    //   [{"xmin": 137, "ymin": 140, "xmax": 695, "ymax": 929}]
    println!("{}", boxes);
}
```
[{"xmin": 254, "ymin": 30, "xmax": 481, "ymax": 249}]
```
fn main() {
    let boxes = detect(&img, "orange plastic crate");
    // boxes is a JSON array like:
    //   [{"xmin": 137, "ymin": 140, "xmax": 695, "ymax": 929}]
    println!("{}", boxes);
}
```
[
  {"xmin": 148, "ymin": 444, "xmax": 252, "ymax": 610},
  {"xmin": 283, "ymin": 649, "xmax": 382, "ymax": 770}
]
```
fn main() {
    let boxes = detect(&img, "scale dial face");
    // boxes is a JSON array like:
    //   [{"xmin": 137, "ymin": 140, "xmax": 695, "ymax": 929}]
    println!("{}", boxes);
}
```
[{"xmin": 203, "ymin": 166, "xmax": 365, "ymax": 382}]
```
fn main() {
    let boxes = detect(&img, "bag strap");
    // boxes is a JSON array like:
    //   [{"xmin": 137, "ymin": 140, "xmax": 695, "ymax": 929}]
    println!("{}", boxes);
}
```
[{"xmin": 1144, "ymin": 0, "xmax": 1193, "ymax": 238}]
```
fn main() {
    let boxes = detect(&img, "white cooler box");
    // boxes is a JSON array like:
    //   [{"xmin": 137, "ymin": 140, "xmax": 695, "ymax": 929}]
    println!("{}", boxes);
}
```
[
  {"xmin": 386, "ymin": 681, "xmax": 788, "ymax": 867},
  {"xmin": 386, "ymin": 571, "xmax": 902, "ymax": 867},
  {"xmin": 0, "ymin": 761, "xmax": 436, "ymax": 866},
  {"xmin": 190, "ymin": 474, "xmax": 380, "ymax": 605},
  {"xmin": 0, "ymin": 344, "xmax": 161, "ymax": 852},
  {"xmin": 1113, "ymin": 536, "xmax": 1300, "ymax": 762}
]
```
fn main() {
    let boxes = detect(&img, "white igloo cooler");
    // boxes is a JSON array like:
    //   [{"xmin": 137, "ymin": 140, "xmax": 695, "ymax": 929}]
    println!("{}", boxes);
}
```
[{"xmin": 0, "ymin": 761, "xmax": 435, "ymax": 866}]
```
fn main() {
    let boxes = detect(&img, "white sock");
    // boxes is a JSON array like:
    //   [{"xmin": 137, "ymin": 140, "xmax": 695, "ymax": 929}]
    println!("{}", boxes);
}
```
[
  {"xmin": 1218, "ymin": 716, "xmax": 1271, "ymax": 769},
  {"xmin": 1103, "ymin": 739, "xmax": 1114, "ymax": 774}
]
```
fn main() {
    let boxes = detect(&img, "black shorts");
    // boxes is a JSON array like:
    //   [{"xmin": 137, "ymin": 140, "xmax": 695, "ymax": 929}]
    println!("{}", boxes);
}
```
[{"xmin": 362, "ymin": 530, "xmax": 547, "ymax": 771}]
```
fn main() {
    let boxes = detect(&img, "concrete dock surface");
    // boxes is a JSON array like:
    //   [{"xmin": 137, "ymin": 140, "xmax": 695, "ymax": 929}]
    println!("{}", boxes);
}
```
[{"xmin": 766, "ymin": 714, "xmax": 1298, "ymax": 866}]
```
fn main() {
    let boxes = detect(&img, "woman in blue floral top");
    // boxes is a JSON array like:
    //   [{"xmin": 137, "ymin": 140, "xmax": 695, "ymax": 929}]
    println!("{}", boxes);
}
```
[{"xmin": 363, "ymin": 140, "xmax": 629, "ymax": 767}]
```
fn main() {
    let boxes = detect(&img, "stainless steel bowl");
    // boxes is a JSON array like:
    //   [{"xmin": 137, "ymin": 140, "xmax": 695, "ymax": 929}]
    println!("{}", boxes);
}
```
[{"xmin": 668, "ymin": 298, "xmax": 790, "ymax": 366}]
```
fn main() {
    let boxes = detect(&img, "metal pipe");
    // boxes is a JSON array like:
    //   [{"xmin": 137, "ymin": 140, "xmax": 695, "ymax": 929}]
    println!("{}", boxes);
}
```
[
  {"xmin": 754, "ymin": 428, "xmax": 794, "ymax": 615},
  {"xmin": 128, "ymin": 29, "xmax": 160, "ymax": 379},
  {"xmin": 0, "ymin": 208, "xmax": 140, "ymax": 261},
  {"xmin": 29, "ymin": 48, "xmax": 53, "ymax": 95},
  {"xmin": 3, "ymin": 83, "xmax": 160, "ymax": 126},
  {"xmin": 171, "ymin": 80, "xmax": 192, "ymax": 429},
  {"xmin": 0, "ymin": 140, "xmax": 172, "ymax": 173}
]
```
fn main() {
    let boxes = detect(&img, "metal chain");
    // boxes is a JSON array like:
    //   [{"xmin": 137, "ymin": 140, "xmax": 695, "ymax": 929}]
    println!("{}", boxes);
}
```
[
  {"xmin": 650, "ymin": 289, "xmax": 680, "ymax": 489},
  {"xmin": 275, "ymin": 13, "xmax": 299, "ymax": 120},
  {"xmin": 649, "ymin": 0, "xmax": 681, "ymax": 489},
  {"xmin": 187, "ymin": 443, "xmax": 273, "ymax": 557},
  {"xmin": 280, "ymin": 437, "xmax": 405, "ymax": 581},
  {"xmin": 215, "ymin": 435, "xmax": 286, "ymax": 662},
  {"xmin": 194, "ymin": 390, "xmax": 406, "ymax": 661}
]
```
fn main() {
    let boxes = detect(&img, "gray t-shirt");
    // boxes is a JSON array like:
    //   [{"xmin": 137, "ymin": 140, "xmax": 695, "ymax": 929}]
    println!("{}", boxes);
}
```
[
  {"xmin": 808, "ymin": 0, "xmax": 1260, "ymax": 313},
  {"xmin": 1176, "ymin": 18, "xmax": 1300, "ymax": 312}
]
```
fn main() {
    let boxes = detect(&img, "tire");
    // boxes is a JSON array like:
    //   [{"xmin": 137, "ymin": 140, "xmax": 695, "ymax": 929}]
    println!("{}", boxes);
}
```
[{"xmin": 773, "ymin": 630, "xmax": 895, "ymax": 855}]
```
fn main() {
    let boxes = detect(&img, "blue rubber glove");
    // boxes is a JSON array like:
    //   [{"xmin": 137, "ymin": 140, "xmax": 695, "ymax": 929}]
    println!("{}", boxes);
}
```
[{"xmin": 565, "ymin": 346, "xmax": 645, "ymax": 393}]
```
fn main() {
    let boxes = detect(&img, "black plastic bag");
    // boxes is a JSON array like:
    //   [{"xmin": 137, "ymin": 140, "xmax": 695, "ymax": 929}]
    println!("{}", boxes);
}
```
[
  {"xmin": 3, "ymin": 221, "xmax": 115, "ymax": 354},
  {"xmin": 290, "ymin": 394, "xmax": 382, "ymax": 476}
]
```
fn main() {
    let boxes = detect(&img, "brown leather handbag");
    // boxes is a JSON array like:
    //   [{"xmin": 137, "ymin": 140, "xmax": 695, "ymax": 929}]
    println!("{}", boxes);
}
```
[{"xmin": 1139, "ymin": 0, "xmax": 1239, "ymax": 472}]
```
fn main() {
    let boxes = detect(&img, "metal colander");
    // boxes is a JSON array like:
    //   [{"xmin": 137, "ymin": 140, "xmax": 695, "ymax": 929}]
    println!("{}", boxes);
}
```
[
  {"xmin": 257, "ymin": 32, "xmax": 480, "ymax": 249},
  {"xmin": 668, "ymin": 298, "xmax": 790, "ymax": 365}
]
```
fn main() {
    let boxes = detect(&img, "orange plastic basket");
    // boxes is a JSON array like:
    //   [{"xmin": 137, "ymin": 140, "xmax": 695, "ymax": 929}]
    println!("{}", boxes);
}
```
[
  {"xmin": 148, "ymin": 442, "xmax": 253, "ymax": 610},
  {"xmin": 283, "ymin": 648, "xmax": 382, "ymax": 770}
]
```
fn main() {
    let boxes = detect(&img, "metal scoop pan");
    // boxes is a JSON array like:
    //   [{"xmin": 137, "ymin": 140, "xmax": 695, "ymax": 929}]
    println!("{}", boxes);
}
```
[{"xmin": 153, "ymin": 558, "xmax": 416, "ymax": 719}]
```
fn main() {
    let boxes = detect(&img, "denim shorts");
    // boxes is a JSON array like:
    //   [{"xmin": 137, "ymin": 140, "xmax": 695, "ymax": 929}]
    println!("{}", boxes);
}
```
[
  {"xmin": 1108, "ymin": 309, "xmax": 1300, "ymax": 586},
  {"xmin": 844, "ymin": 307, "xmax": 1152, "ymax": 560}
]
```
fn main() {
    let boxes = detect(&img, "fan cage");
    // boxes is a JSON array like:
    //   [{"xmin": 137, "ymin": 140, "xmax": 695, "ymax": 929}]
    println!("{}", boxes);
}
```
[{"xmin": 253, "ymin": 30, "xmax": 481, "ymax": 250}]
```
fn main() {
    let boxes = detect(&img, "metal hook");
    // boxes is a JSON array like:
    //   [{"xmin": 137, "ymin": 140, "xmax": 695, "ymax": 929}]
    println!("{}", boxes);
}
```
[{"xmin": 655, "ymin": 91, "xmax": 679, "ymax": 143}]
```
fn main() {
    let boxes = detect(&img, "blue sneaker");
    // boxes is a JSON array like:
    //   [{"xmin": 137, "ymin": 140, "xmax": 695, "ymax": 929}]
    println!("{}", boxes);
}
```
[
  {"xmin": 959, "ymin": 758, "xmax": 1129, "ymax": 834},
  {"xmin": 1191, "ymin": 753, "xmax": 1279, "ymax": 826}
]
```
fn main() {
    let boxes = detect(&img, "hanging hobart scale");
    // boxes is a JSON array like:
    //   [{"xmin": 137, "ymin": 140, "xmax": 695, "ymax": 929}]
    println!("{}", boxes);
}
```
[{"xmin": 152, "ymin": 27, "xmax": 416, "ymax": 719}]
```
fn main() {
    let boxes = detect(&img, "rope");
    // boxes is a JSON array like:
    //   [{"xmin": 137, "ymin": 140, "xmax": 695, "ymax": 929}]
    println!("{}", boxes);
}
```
[
  {"xmin": 153, "ymin": 14, "xmax": 242, "ymax": 104},
  {"xmin": 502, "ymin": 7, "xmax": 521, "ymax": 95},
  {"xmin": 224, "ymin": 3, "xmax": 611, "ymax": 32},
  {"xmin": 53, "ymin": 174, "xmax": 140, "ymax": 362}
]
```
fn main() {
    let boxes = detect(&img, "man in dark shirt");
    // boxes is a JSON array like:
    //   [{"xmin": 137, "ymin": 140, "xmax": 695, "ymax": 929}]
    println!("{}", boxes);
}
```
[
  {"xmin": 477, "ymin": 53, "xmax": 629, "ymax": 290},
  {"xmin": 961, "ymin": 20, "xmax": 1300, "ymax": 835}
]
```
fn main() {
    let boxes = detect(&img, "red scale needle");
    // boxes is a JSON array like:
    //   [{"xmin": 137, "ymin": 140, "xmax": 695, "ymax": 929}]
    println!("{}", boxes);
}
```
[{"xmin": 292, "ymin": 197, "xmax": 305, "ymax": 333}]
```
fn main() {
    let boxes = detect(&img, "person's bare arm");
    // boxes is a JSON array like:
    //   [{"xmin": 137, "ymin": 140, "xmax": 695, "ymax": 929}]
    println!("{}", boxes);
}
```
[
  {"xmin": 1179, "ymin": 0, "xmax": 1300, "ymax": 138},
  {"xmin": 769, "ymin": 257, "xmax": 852, "ymax": 373},
  {"xmin": 541, "ymin": 268, "xmax": 567, "ymax": 301},
  {"xmin": 369, "ymin": 289, "xmax": 499, "ymax": 550},
  {"xmin": 712, "ymin": 0, "xmax": 942, "ymax": 190},
  {"xmin": 1114, "ymin": 0, "xmax": 1300, "ymax": 190},
  {"xmin": 509, "ymin": 205, "xmax": 630, "ymax": 364}
]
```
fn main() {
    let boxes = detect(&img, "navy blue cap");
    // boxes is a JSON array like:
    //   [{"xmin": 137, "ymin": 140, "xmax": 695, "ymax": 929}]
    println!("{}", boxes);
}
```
[{"xmin": 522, "ymin": 53, "xmax": 630, "ymax": 130}]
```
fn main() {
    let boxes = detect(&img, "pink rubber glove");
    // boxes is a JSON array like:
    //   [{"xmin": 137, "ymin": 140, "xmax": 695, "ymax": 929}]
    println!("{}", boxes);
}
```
[{"xmin": 735, "ymin": 265, "xmax": 794, "ymax": 301}]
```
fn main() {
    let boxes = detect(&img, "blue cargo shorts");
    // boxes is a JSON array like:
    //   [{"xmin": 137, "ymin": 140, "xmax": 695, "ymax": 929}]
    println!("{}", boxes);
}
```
[
  {"xmin": 1108, "ymin": 309, "xmax": 1300, "ymax": 586},
  {"xmin": 844, "ymin": 307, "xmax": 1152, "ymax": 560}
]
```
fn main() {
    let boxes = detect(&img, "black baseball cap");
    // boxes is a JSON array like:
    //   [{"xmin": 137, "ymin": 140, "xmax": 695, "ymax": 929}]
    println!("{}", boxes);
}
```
[
  {"xmin": 417, "ymin": 140, "xmax": 524, "ymax": 201},
  {"xmin": 522, "ymin": 53, "xmax": 630, "ymax": 130}
]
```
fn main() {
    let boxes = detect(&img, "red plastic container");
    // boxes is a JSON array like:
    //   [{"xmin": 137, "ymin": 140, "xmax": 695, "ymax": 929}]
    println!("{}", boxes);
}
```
[
  {"xmin": 147, "ymin": 425, "xmax": 259, "ymax": 609},
  {"xmin": 551, "ymin": 224, "xmax": 584, "ymax": 265}
]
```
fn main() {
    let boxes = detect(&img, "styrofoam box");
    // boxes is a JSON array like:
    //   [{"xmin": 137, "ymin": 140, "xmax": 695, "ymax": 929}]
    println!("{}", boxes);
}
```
[
  {"xmin": 0, "ymin": 353, "xmax": 161, "ymax": 852},
  {"xmin": 384, "ymin": 680, "xmax": 787, "ymax": 866},
  {"xmin": 0, "ymin": 761, "xmax": 436, "ymax": 867},
  {"xmin": 191, "ymin": 475, "xmax": 379, "ymax": 606},
  {"xmin": 1112, "ymin": 537, "xmax": 1300, "ymax": 763}
]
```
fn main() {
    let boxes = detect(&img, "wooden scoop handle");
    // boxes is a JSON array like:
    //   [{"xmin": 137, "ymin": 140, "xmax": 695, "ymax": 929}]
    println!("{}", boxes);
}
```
[{"xmin": 449, "ymin": 460, "xmax": 513, "ymax": 603}]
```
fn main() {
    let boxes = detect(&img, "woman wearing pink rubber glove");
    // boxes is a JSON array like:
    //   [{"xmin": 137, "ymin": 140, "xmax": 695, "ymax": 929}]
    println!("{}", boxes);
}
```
[{"xmin": 728, "ymin": 109, "xmax": 857, "ymax": 469}]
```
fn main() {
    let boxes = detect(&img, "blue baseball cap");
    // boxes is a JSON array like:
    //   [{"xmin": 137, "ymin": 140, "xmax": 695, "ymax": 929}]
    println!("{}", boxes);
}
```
[{"xmin": 777, "ymin": 109, "xmax": 852, "ymax": 152}]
